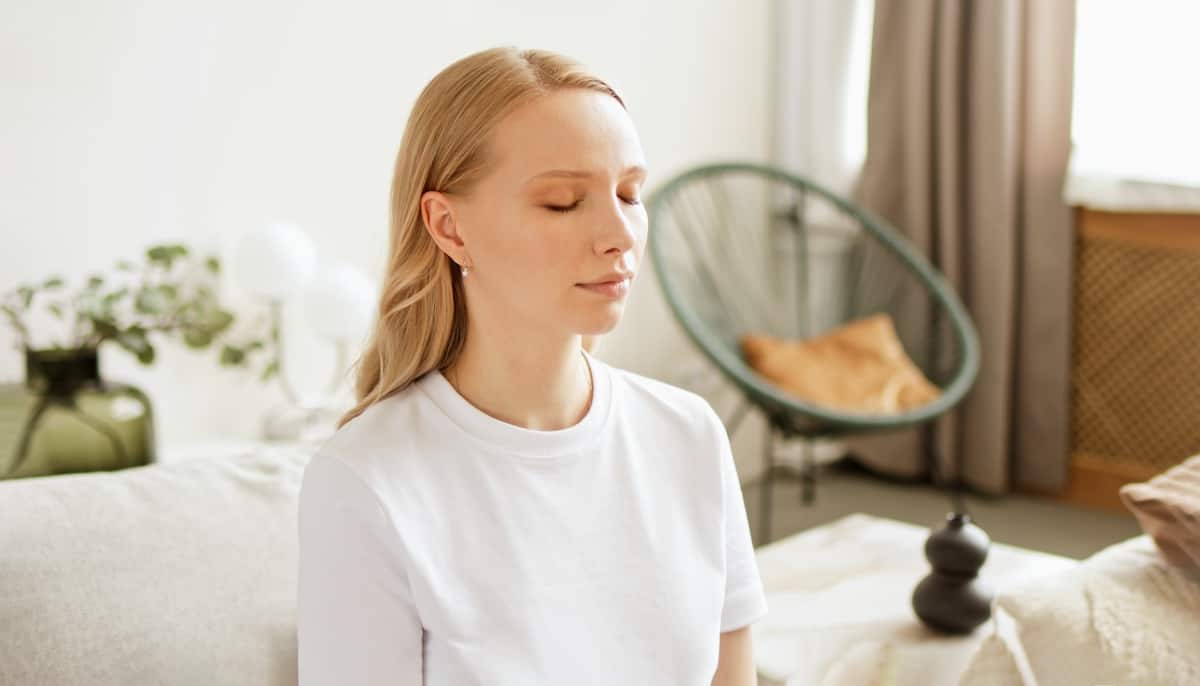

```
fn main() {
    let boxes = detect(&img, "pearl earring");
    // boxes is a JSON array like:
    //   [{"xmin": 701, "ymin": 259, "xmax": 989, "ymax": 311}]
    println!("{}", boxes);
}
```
[{"xmin": 461, "ymin": 263, "xmax": 470, "ymax": 277}]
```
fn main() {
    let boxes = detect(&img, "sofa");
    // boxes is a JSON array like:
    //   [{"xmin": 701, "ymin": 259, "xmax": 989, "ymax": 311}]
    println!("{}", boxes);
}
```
[
  {"xmin": 3, "ymin": 445, "xmax": 1198, "ymax": 685},
  {"xmin": 0, "ymin": 447, "xmax": 309, "ymax": 685}
]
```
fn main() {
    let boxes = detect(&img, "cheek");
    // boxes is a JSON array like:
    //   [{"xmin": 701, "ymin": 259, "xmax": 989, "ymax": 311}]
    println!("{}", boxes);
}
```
[
  {"xmin": 470, "ymin": 204, "xmax": 532, "ymax": 263},
  {"xmin": 480, "ymin": 213, "xmax": 574, "ymax": 288}
]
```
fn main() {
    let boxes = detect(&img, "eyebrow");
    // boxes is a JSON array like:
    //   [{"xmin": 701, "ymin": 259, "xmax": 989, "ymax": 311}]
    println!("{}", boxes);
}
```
[{"xmin": 525, "ymin": 165, "xmax": 648, "ymax": 184}]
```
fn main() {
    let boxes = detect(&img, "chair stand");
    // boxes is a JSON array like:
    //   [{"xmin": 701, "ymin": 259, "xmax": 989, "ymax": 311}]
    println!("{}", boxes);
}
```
[{"xmin": 756, "ymin": 422, "xmax": 821, "ymax": 545}]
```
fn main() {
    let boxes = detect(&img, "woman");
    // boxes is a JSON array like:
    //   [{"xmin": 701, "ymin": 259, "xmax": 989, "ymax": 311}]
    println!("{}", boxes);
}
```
[{"xmin": 297, "ymin": 46, "xmax": 767, "ymax": 685}]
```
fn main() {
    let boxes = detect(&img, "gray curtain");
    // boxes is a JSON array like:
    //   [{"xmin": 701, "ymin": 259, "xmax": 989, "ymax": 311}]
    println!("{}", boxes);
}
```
[{"xmin": 849, "ymin": 0, "xmax": 1077, "ymax": 494}]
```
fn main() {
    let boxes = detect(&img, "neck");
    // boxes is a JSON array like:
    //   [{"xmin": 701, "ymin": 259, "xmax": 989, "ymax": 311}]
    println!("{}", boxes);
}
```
[{"xmin": 444, "ymin": 323, "xmax": 593, "ymax": 432}]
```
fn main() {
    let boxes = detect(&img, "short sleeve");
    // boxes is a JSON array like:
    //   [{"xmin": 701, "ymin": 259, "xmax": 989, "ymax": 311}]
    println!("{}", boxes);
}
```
[
  {"xmin": 297, "ymin": 455, "xmax": 423, "ymax": 685},
  {"xmin": 713, "ymin": 412, "xmax": 770, "ymax": 633}
]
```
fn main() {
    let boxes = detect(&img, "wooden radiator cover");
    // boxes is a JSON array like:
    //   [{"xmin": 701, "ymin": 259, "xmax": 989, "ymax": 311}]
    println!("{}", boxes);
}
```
[{"xmin": 1064, "ymin": 207, "xmax": 1200, "ymax": 511}]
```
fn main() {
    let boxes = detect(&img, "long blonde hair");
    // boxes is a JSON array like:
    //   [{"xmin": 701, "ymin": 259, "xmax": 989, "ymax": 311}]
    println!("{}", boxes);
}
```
[{"xmin": 337, "ymin": 47, "xmax": 624, "ymax": 430}]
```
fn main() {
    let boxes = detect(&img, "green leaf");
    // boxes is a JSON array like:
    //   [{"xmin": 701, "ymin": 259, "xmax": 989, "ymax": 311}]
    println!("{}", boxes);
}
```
[
  {"xmin": 90, "ymin": 317, "xmax": 120, "ymax": 340},
  {"xmin": 260, "ymin": 358, "xmax": 280, "ymax": 382},
  {"xmin": 207, "ymin": 309, "xmax": 234, "ymax": 332},
  {"xmin": 86, "ymin": 275, "xmax": 105, "ymax": 290},
  {"xmin": 101, "ymin": 288, "xmax": 128, "ymax": 307},
  {"xmin": 205, "ymin": 256, "xmax": 220, "ymax": 274},
  {"xmin": 116, "ymin": 260, "xmax": 135, "ymax": 272},
  {"xmin": 43, "ymin": 277, "xmax": 65, "ymax": 290},
  {"xmin": 115, "ymin": 330, "xmax": 155, "ymax": 365},
  {"xmin": 183, "ymin": 328, "xmax": 213, "ymax": 348},
  {"xmin": 146, "ymin": 245, "xmax": 187, "ymax": 270},
  {"xmin": 17, "ymin": 286, "xmax": 34, "ymax": 308},
  {"xmin": 47, "ymin": 303, "xmax": 64, "ymax": 319},
  {"xmin": 220, "ymin": 345, "xmax": 245, "ymax": 366},
  {"xmin": 1, "ymin": 304, "xmax": 23, "ymax": 330},
  {"xmin": 146, "ymin": 245, "xmax": 172, "ymax": 263},
  {"xmin": 178, "ymin": 302, "xmax": 214, "ymax": 330},
  {"xmin": 134, "ymin": 287, "xmax": 170, "ymax": 315}
]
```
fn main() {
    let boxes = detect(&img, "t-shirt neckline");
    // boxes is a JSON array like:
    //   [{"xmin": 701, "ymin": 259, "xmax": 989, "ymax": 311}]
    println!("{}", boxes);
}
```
[{"xmin": 418, "ymin": 348, "xmax": 612, "ymax": 459}]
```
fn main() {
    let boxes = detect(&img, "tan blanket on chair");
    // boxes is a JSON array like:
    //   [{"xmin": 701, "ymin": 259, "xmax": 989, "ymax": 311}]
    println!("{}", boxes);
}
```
[{"xmin": 738, "ymin": 313, "xmax": 940, "ymax": 414}]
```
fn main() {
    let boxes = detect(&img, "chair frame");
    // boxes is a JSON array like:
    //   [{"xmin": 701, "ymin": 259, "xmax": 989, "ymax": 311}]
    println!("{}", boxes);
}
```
[{"xmin": 646, "ymin": 162, "xmax": 981, "ymax": 542}]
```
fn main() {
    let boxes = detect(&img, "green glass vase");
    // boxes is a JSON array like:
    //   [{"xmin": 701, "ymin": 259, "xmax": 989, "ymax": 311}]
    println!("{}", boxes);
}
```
[{"xmin": 0, "ymin": 347, "xmax": 155, "ymax": 480}]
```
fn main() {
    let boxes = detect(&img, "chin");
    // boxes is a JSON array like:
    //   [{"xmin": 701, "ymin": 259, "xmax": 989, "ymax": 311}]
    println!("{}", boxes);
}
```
[{"xmin": 576, "ymin": 308, "xmax": 625, "ymax": 336}]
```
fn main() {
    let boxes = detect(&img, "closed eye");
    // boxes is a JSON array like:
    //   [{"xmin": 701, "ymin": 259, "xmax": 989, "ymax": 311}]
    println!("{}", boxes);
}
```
[{"xmin": 545, "ymin": 196, "xmax": 641, "ymax": 214}]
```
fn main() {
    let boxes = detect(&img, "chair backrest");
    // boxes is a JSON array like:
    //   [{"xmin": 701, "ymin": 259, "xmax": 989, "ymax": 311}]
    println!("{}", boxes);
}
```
[{"xmin": 646, "ymin": 162, "xmax": 979, "ymax": 435}]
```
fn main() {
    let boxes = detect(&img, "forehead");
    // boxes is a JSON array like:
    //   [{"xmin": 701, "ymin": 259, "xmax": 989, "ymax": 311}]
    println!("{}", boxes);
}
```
[{"xmin": 484, "ymin": 89, "xmax": 644, "ymax": 182}]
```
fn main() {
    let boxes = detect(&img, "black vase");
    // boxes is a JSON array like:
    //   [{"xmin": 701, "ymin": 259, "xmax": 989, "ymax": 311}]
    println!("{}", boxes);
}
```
[
  {"xmin": 911, "ymin": 512, "xmax": 994, "ymax": 634},
  {"xmin": 0, "ymin": 347, "xmax": 155, "ymax": 479}
]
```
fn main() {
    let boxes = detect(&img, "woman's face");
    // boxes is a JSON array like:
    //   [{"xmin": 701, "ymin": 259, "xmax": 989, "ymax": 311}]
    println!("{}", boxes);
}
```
[{"xmin": 440, "ymin": 88, "xmax": 648, "ymax": 341}]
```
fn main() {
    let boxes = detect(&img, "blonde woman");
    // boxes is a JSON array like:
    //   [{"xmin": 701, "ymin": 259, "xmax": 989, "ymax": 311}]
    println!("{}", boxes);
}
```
[{"xmin": 297, "ymin": 47, "xmax": 767, "ymax": 685}]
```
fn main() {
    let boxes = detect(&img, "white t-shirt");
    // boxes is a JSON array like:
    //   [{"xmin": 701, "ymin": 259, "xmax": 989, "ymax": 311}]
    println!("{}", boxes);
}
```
[{"xmin": 297, "ymin": 349, "xmax": 768, "ymax": 685}]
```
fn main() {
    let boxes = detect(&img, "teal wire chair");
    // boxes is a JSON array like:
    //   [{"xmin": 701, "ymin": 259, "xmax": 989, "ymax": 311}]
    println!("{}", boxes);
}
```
[{"xmin": 646, "ymin": 162, "xmax": 981, "ymax": 542}]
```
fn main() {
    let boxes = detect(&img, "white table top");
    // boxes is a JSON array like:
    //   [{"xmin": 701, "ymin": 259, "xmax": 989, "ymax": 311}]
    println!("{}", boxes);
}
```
[{"xmin": 752, "ymin": 513, "xmax": 1078, "ymax": 686}]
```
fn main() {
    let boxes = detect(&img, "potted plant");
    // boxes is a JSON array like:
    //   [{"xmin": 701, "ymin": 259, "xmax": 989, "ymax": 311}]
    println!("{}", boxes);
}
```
[{"xmin": 0, "ymin": 243, "xmax": 273, "ymax": 479}]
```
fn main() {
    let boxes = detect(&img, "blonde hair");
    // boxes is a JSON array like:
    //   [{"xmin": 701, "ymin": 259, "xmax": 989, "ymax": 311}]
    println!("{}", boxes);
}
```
[{"xmin": 337, "ymin": 47, "xmax": 625, "ymax": 430}]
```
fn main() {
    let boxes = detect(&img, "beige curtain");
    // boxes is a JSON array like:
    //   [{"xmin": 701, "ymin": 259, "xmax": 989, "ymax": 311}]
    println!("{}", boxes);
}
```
[{"xmin": 849, "ymin": 0, "xmax": 1077, "ymax": 494}]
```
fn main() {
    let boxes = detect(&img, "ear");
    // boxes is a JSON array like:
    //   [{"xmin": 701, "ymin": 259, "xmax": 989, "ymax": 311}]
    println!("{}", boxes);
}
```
[{"xmin": 420, "ymin": 190, "xmax": 467, "ymax": 264}]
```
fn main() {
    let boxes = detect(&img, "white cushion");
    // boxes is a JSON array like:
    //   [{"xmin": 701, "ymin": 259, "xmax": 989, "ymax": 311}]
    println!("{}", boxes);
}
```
[
  {"xmin": 0, "ymin": 447, "xmax": 310, "ymax": 686},
  {"xmin": 961, "ymin": 535, "xmax": 1200, "ymax": 686}
]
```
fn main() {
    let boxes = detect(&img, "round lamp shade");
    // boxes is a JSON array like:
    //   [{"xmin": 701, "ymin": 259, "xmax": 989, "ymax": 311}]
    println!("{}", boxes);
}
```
[
  {"xmin": 302, "ymin": 263, "xmax": 376, "ymax": 342},
  {"xmin": 232, "ymin": 221, "xmax": 317, "ymax": 299}
]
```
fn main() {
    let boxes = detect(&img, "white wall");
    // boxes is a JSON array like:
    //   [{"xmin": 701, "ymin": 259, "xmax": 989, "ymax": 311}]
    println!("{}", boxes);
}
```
[{"xmin": 1, "ymin": 0, "xmax": 772, "ymax": 476}]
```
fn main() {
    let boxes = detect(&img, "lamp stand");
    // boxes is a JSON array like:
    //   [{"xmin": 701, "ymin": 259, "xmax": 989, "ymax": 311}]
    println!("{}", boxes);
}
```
[{"xmin": 260, "ymin": 299, "xmax": 349, "ymax": 442}]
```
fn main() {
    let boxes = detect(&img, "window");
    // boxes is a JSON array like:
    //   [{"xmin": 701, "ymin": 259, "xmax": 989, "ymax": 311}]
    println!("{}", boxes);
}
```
[{"xmin": 1071, "ymin": 0, "xmax": 1200, "ymax": 186}]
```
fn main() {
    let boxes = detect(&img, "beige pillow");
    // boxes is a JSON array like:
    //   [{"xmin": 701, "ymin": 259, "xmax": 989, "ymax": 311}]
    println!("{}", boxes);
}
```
[
  {"xmin": 738, "ymin": 313, "xmax": 941, "ymax": 414},
  {"xmin": 1120, "ymin": 453, "xmax": 1200, "ymax": 569}
]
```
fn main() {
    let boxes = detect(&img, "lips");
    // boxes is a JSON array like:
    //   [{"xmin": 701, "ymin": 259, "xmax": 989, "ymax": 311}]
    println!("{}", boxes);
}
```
[
  {"xmin": 577, "ymin": 275, "xmax": 632, "ymax": 298},
  {"xmin": 578, "ymin": 273, "xmax": 634, "ymax": 286}
]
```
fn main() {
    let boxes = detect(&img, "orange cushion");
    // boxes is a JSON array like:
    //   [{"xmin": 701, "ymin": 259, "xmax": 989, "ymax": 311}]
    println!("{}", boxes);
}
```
[
  {"xmin": 1120, "ymin": 454, "xmax": 1200, "ymax": 569},
  {"xmin": 738, "ymin": 313, "xmax": 940, "ymax": 414}
]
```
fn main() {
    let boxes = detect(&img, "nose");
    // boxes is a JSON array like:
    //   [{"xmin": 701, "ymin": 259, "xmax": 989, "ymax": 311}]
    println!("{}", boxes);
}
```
[{"xmin": 594, "ymin": 196, "xmax": 640, "ymax": 257}]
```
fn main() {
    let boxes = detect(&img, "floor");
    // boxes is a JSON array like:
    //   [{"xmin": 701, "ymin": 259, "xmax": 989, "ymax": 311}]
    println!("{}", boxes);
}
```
[{"xmin": 742, "ymin": 458, "xmax": 1144, "ymax": 560}]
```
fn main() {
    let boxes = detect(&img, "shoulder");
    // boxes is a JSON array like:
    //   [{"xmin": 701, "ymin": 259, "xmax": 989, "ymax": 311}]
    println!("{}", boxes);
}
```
[
  {"xmin": 302, "ymin": 376, "xmax": 432, "ymax": 497},
  {"xmin": 607, "ymin": 363, "xmax": 732, "ymax": 518},
  {"xmin": 607, "ymin": 363, "xmax": 725, "ymax": 439}
]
